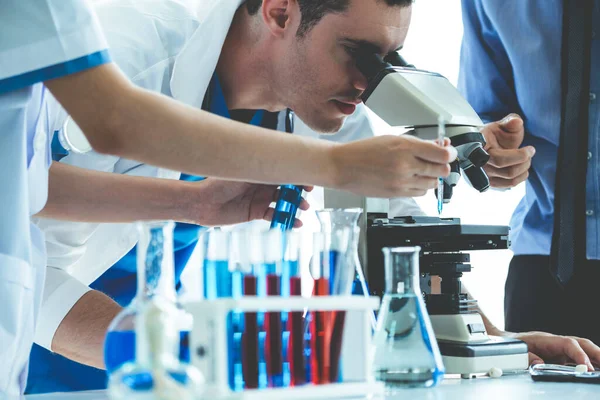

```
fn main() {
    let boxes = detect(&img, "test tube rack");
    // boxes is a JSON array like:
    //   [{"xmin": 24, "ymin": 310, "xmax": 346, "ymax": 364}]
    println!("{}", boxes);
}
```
[{"xmin": 185, "ymin": 296, "xmax": 384, "ymax": 399}]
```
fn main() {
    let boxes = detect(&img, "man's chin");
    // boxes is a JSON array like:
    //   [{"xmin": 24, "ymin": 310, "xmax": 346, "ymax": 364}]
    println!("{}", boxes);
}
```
[{"xmin": 300, "ymin": 114, "xmax": 347, "ymax": 135}]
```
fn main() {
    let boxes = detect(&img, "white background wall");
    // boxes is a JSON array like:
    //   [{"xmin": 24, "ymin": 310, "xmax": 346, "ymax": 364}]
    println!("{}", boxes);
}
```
[{"xmin": 373, "ymin": 0, "xmax": 526, "ymax": 330}]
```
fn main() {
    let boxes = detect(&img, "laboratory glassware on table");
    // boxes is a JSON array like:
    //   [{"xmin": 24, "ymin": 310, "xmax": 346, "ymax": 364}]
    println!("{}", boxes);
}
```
[
  {"xmin": 107, "ymin": 221, "xmax": 204, "ymax": 400},
  {"xmin": 372, "ymin": 246, "xmax": 445, "ymax": 389},
  {"xmin": 186, "ymin": 226, "xmax": 383, "ymax": 399}
]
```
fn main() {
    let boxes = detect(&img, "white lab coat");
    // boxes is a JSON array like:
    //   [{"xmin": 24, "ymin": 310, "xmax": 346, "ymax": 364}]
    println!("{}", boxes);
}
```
[
  {"xmin": 35, "ymin": 0, "xmax": 423, "ymax": 351},
  {"xmin": 0, "ymin": 0, "xmax": 109, "ymax": 395}
]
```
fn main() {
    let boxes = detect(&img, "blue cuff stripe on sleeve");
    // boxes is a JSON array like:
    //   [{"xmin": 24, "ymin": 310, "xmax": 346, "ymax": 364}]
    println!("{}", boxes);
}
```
[{"xmin": 0, "ymin": 50, "xmax": 111, "ymax": 95}]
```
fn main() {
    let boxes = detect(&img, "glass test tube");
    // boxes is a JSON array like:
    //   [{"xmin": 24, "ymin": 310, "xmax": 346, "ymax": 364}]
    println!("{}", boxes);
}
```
[
  {"xmin": 284, "ymin": 232, "xmax": 306, "ymax": 386},
  {"xmin": 263, "ymin": 229, "xmax": 285, "ymax": 387}
]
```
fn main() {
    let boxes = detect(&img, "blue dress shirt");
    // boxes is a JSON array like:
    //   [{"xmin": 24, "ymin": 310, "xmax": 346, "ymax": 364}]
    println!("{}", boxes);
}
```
[{"xmin": 459, "ymin": 0, "xmax": 600, "ymax": 259}]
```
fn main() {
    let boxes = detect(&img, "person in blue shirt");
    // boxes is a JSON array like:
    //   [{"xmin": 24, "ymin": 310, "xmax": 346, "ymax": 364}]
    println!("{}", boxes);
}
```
[{"xmin": 460, "ymin": 0, "xmax": 600, "ymax": 359}]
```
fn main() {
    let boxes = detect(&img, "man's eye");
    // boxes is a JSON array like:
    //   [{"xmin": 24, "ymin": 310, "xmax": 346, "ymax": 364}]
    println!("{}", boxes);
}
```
[{"xmin": 344, "ymin": 46, "xmax": 359, "ymax": 57}]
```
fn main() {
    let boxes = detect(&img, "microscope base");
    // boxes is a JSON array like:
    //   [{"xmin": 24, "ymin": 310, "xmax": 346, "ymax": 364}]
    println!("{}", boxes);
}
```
[{"xmin": 437, "ymin": 337, "xmax": 529, "ymax": 376}]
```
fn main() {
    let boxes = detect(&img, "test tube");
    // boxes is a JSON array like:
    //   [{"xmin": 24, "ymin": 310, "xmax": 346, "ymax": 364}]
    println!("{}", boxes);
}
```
[
  {"xmin": 284, "ymin": 232, "xmax": 306, "ymax": 386},
  {"xmin": 310, "ymin": 231, "xmax": 333, "ymax": 385},
  {"xmin": 201, "ymin": 230, "xmax": 243, "ymax": 390},
  {"xmin": 263, "ymin": 230, "xmax": 285, "ymax": 387},
  {"xmin": 270, "ymin": 185, "xmax": 303, "ymax": 231},
  {"xmin": 328, "ymin": 228, "xmax": 353, "ymax": 383},
  {"xmin": 231, "ymin": 231, "xmax": 260, "ymax": 389}
]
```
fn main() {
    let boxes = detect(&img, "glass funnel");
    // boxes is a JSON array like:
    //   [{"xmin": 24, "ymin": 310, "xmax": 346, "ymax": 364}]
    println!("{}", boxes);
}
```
[{"xmin": 371, "ymin": 246, "xmax": 444, "ymax": 389}]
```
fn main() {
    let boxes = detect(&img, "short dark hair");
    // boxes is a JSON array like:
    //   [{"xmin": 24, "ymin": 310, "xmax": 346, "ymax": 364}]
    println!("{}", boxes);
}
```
[{"xmin": 246, "ymin": 0, "xmax": 413, "ymax": 37}]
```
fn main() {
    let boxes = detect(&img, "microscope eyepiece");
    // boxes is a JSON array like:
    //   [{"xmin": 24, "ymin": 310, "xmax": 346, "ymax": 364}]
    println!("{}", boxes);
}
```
[{"xmin": 356, "ymin": 53, "xmax": 390, "ymax": 82}]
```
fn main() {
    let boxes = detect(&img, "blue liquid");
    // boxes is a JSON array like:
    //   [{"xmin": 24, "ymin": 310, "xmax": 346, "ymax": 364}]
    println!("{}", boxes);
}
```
[
  {"xmin": 104, "ymin": 331, "xmax": 190, "ymax": 374},
  {"xmin": 270, "ymin": 185, "xmax": 303, "ymax": 231},
  {"xmin": 203, "ymin": 260, "xmax": 244, "ymax": 390},
  {"xmin": 372, "ymin": 294, "xmax": 444, "ymax": 387}
]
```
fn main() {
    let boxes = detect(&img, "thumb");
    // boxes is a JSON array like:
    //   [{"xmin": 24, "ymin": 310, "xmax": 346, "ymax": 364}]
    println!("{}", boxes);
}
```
[
  {"xmin": 499, "ymin": 113, "xmax": 524, "ymax": 133},
  {"xmin": 529, "ymin": 352, "xmax": 545, "ymax": 366}
]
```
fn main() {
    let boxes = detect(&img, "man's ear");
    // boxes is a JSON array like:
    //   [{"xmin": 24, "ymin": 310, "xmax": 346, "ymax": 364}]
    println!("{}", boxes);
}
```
[{"xmin": 261, "ymin": 0, "xmax": 298, "ymax": 37}]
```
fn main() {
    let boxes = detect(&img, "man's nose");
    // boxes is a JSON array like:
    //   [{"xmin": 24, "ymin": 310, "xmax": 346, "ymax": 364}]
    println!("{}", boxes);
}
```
[{"xmin": 352, "ymin": 70, "xmax": 369, "ymax": 92}]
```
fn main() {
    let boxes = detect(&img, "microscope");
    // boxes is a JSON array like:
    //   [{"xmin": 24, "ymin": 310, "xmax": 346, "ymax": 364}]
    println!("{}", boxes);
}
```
[
  {"xmin": 357, "ymin": 52, "xmax": 491, "ymax": 201},
  {"xmin": 322, "ymin": 53, "xmax": 528, "ymax": 377},
  {"xmin": 365, "ymin": 216, "xmax": 528, "ymax": 377}
]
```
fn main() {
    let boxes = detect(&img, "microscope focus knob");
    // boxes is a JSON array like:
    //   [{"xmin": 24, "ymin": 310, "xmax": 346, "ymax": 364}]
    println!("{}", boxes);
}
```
[
  {"xmin": 464, "ymin": 166, "xmax": 490, "ymax": 193},
  {"xmin": 466, "ymin": 145, "xmax": 490, "ymax": 168}
]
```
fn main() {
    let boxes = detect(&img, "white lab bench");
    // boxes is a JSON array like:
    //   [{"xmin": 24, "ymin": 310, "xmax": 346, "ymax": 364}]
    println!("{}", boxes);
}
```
[{"xmin": 24, "ymin": 375, "xmax": 600, "ymax": 400}]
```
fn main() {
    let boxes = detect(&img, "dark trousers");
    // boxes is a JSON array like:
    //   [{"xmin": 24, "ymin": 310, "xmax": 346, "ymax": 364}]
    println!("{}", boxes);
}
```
[{"xmin": 505, "ymin": 255, "xmax": 600, "ymax": 345}]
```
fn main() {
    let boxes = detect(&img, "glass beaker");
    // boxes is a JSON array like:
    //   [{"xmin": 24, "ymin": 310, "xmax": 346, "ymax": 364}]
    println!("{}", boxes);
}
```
[
  {"xmin": 372, "ymin": 246, "xmax": 444, "ymax": 388},
  {"xmin": 107, "ymin": 221, "xmax": 204, "ymax": 399}
]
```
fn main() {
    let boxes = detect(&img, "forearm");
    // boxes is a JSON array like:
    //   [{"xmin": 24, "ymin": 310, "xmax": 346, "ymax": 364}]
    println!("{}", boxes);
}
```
[
  {"xmin": 51, "ymin": 290, "xmax": 121, "ymax": 369},
  {"xmin": 45, "ymin": 64, "xmax": 339, "ymax": 188},
  {"xmin": 38, "ymin": 162, "xmax": 198, "ymax": 223}
]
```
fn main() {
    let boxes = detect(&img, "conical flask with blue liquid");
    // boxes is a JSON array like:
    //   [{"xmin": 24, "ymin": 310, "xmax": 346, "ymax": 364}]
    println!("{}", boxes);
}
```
[
  {"xmin": 372, "ymin": 246, "xmax": 444, "ymax": 388},
  {"xmin": 106, "ymin": 221, "xmax": 203, "ymax": 399}
]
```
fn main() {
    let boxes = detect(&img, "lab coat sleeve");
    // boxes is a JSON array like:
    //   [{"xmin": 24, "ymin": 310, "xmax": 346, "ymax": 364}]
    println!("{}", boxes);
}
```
[
  {"xmin": 0, "ymin": 0, "xmax": 111, "ymax": 94},
  {"xmin": 34, "ymin": 268, "xmax": 92, "ymax": 350}
]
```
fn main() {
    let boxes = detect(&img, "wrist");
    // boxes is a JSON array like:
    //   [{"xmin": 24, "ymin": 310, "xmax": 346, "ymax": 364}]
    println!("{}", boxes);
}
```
[{"xmin": 326, "ymin": 142, "xmax": 352, "ymax": 191}]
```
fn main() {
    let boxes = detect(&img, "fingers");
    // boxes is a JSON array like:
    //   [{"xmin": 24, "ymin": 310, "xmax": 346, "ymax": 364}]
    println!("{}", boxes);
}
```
[
  {"xmin": 414, "ymin": 159, "xmax": 451, "ymax": 179},
  {"xmin": 498, "ymin": 113, "xmax": 524, "ymax": 133},
  {"xmin": 415, "ymin": 141, "xmax": 458, "ymax": 164},
  {"xmin": 561, "ymin": 337, "xmax": 593, "ymax": 370},
  {"xmin": 485, "ymin": 159, "xmax": 531, "ymax": 180},
  {"xmin": 489, "ymin": 171, "xmax": 529, "ymax": 189},
  {"xmin": 529, "ymin": 352, "xmax": 545, "ymax": 366},
  {"xmin": 263, "ymin": 208, "xmax": 274, "ymax": 222},
  {"xmin": 487, "ymin": 146, "xmax": 535, "ymax": 168},
  {"xmin": 576, "ymin": 337, "xmax": 600, "ymax": 369},
  {"xmin": 299, "ymin": 198, "xmax": 310, "ymax": 211}
]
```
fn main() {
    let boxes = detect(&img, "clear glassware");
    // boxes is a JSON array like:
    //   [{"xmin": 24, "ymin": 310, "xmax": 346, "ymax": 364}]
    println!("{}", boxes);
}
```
[
  {"xmin": 315, "ymin": 208, "xmax": 375, "ymax": 328},
  {"xmin": 372, "ymin": 246, "xmax": 444, "ymax": 389},
  {"xmin": 107, "ymin": 221, "xmax": 204, "ymax": 400}
]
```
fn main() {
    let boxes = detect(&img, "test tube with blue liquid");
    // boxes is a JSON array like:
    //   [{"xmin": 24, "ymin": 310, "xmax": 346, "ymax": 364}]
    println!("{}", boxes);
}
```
[
  {"xmin": 201, "ymin": 230, "xmax": 244, "ymax": 391},
  {"xmin": 270, "ymin": 185, "xmax": 303, "ymax": 231}
]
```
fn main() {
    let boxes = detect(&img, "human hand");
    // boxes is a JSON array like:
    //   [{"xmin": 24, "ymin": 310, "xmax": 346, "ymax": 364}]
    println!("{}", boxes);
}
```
[
  {"xmin": 186, "ymin": 179, "xmax": 312, "ymax": 227},
  {"xmin": 508, "ymin": 331, "xmax": 600, "ymax": 370},
  {"xmin": 331, "ymin": 135, "xmax": 457, "ymax": 198},
  {"xmin": 480, "ymin": 113, "xmax": 536, "ymax": 188}
]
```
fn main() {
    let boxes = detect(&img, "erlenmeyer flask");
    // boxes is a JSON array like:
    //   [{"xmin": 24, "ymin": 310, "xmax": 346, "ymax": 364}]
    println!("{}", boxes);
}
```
[
  {"xmin": 372, "ymin": 246, "xmax": 444, "ymax": 388},
  {"xmin": 107, "ymin": 222, "xmax": 204, "ymax": 399}
]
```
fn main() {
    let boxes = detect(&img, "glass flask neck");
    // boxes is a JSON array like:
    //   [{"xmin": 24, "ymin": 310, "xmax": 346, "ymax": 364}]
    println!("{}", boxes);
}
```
[
  {"xmin": 136, "ymin": 221, "xmax": 177, "ymax": 303},
  {"xmin": 382, "ymin": 247, "xmax": 421, "ymax": 295},
  {"xmin": 316, "ymin": 208, "xmax": 362, "ymax": 232}
]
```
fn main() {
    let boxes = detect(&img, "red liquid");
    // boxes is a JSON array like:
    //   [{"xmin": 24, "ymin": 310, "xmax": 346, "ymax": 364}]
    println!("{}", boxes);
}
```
[
  {"xmin": 329, "ymin": 311, "xmax": 346, "ymax": 382},
  {"xmin": 242, "ymin": 275, "xmax": 259, "ymax": 389},
  {"xmin": 266, "ymin": 274, "xmax": 283, "ymax": 387},
  {"xmin": 311, "ymin": 277, "xmax": 331, "ymax": 384},
  {"xmin": 288, "ymin": 276, "xmax": 306, "ymax": 386}
]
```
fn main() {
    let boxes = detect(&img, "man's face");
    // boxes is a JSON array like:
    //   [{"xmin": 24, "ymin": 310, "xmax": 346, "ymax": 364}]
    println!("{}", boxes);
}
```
[{"xmin": 273, "ymin": 0, "xmax": 412, "ymax": 133}]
